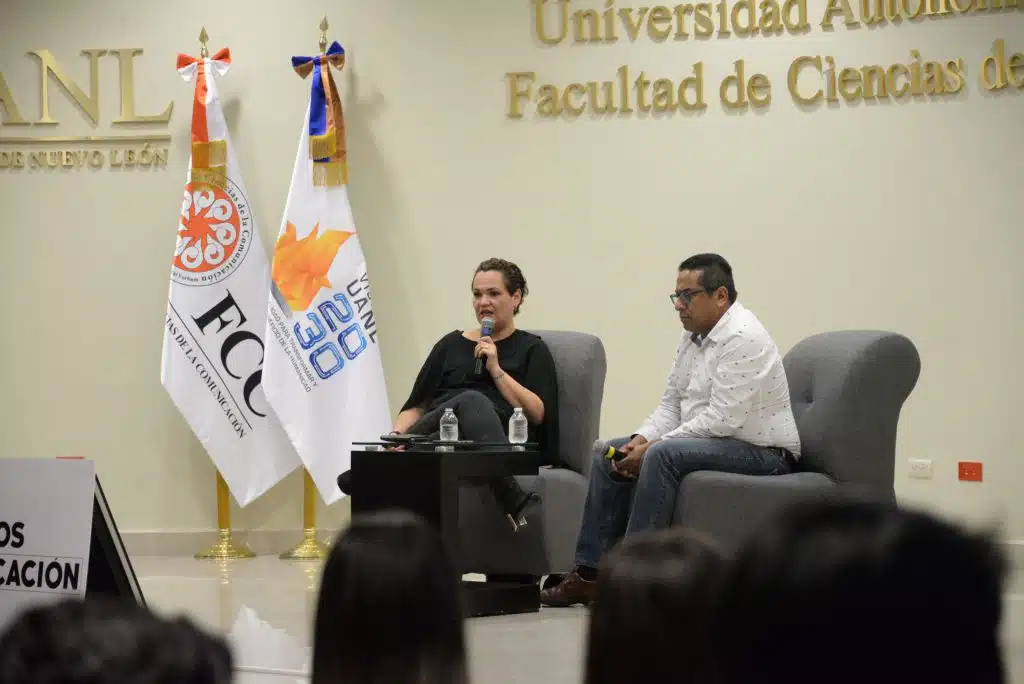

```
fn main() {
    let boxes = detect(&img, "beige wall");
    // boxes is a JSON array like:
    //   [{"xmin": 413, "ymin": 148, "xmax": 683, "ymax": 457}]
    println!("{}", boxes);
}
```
[{"xmin": 1, "ymin": 0, "xmax": 1022, "ymax": 543}]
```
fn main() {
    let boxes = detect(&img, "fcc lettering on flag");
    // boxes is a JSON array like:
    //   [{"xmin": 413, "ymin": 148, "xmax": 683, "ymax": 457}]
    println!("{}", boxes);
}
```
[{"xmin": 161, "ymin": 47, "xmax": 299, "ymax": 506}]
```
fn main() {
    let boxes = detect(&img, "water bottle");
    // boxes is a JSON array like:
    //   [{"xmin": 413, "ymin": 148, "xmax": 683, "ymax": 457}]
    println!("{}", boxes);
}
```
[
  {"xmin": 509, "ymin": 408, "xmax": 528, "ymax": 449},
  {"xmin": 438, "ymin": 408, "xmax": 458, "ymax": 451}
]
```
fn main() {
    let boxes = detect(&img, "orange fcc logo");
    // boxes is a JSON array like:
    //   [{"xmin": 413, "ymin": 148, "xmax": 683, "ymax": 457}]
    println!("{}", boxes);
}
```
[{"xmin": 172, "ymin": 179, "xmax": 253, "ymax": 287}]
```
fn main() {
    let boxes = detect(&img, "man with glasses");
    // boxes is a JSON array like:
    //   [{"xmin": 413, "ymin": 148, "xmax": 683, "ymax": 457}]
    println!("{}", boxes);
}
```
[{"xmin": 541, "ymin": 253, "xmax": 801, "ymax": 607}]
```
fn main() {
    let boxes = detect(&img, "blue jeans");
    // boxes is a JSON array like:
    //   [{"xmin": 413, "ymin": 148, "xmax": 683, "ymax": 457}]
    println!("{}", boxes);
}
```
[{"xmin": 574, "ymin": 436, "xmax": 792, "ymax": 568}]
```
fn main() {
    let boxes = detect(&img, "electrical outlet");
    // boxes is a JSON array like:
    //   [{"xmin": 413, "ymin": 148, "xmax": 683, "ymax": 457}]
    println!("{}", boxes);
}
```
[
  {"xmin": 908, "ymin": 459, "xmax": 933, "ymax": 479},
  {"xmin": 958, "ymin": 461, "xmax": 983, "ymax": 482}
]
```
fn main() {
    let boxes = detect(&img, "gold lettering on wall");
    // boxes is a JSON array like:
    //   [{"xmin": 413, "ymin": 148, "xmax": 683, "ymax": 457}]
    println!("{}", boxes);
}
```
[
  {"xmin": 533, "ymin": 0, "xmax": 570, "ymax": 45},
  {"xmin": 573, "ymin": 7, "xmax": 601, "ymax": 41},
  {"xmin": 0, "ymin": 47, "xmax": 174, "ymax": 174},
  {"xmin": 720, "ymin": 59, "xmax": 772, "ymax": 108},
  {"xmin": 28, "ymin": 49, "xmax": 106, "ymax": 126},
  {"xmin": 512, "ymin": 0, "xmax": 1021, "ymax": 117},
  {"xmin": 1, "ymin": 47, "xmax": 173, "ymax": 133},
  {"xmin": 506, "ymin": 62, "xmax": 709, "ymax": 118},
  {"xmin": 981, "ymin": 39, "xmax": 1024, "ymax": 90},
  {"xmin": 510, "ymin": 0, "xmax": 1020, "ymax": 120},
  {"xmin": 507, "ymin": 72, "xmax": 537, "ymax": 119},
  {"xmin": 787, "ymin": 56, "xmax": 823, "ymax": 104},
  {"xmin": 0, "ymin": 144, "xmax": 169, "ymax": 171},
  {"xmin": 110, "ymin": 49, "xmax": 174, "ymax": 124},
  {"xmin": 535, "ymin": 0, "xmax": 813, "ymax": 43},
  {"xmin": 784, "ymin": 49, "xmax": 968, "ymax": 106},
  {"xmin": 532, "ymin": 0, "xmax": 1018, "ymax": 44},
  {"xmin": 647, "ymin": 6, "xmax": 674, "ymax": 40},
  {"xmin": 821, "ymin": 0, "xmax": 861, "ymax": 28},
  {"xmin": 0, "ymin": 72, "xmax": 30, "ymax": 125}
]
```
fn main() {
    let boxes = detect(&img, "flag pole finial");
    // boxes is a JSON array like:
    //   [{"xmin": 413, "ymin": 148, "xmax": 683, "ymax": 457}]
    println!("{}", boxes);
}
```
[
  {"xmin": 199, "ymin": 27, "xmax": 209, "ymax": 59},
  {"xmin": 319, "ymin": 16, "xmax": 329, "ymax": 54}
]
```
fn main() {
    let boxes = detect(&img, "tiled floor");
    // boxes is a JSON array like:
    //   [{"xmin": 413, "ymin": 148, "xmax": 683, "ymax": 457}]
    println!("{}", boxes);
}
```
[
  {"xmin": 135, "ymin": 555, "xmax": 587, "ymax": 684},
  {"xmin": 135, "ymin": 556, "xmax": 1024, "ymax": 684}
]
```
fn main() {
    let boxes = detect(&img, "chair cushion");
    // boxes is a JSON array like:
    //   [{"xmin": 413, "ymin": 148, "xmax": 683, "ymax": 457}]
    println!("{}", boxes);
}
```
[
  {"xmin": 675, "ymin": 470, "xmax": 837, "ymax": 552},
  {"xmin": 675, "ymin": 469, "xmax": 895, "ymax": 553}
]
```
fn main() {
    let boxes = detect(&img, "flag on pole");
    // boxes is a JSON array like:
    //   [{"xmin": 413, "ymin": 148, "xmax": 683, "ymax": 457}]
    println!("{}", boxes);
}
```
[
  {"xmin": 161, "ymin": 46, "xmax": 301, "ymax": 506},
  {"xmin": 263, "ymin": 40, "xmax": 391, "ymax": 505}
]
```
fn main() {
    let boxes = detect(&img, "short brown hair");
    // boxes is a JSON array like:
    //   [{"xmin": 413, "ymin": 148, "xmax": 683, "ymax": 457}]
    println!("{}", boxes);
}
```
[
  {"xmin": 585, "ymin": 528, "xmax": 725, "ymax": 684},
  {"xmin": 473, "ymin": 258, "xmax": 528, "ymax": 314}
]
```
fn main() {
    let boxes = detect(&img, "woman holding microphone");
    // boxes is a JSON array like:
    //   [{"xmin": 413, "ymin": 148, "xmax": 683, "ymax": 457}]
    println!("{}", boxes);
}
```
[{"xmin": 338, "ymin": 258, "xmax": 558, "ymax": 531}]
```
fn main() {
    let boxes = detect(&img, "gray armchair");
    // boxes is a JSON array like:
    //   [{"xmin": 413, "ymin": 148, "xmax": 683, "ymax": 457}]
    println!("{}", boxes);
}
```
[
  {"xmin": 456, "ymin": 330, "xmax": 606, "ymax": 576},
  {"xmin": 675, "ymin": 330, "xmax": 921, "ymax": 553}
]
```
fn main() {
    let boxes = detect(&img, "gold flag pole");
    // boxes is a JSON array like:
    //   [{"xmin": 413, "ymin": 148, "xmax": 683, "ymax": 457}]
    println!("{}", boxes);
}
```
[
  {"xmin": 198, "ymin": 26, "xmax": 210, "ymax": 59},
  {"xmin": 196, "ymin": 470, "xmax": 255, "ymax": 559},
  {"xmin": 318, "ymin": 15, "xmax": 329, "ymax": 54},
  {"xmin": 278, "ymin": 17, "xmax": 334, "ymax": 563},
  {"xmin": 189, "ymin": 27, "xmax": 253, "ymax": 562},
  {"xmin": 279, "ymin": 469, "xmax": 329, "ymax": 560}
]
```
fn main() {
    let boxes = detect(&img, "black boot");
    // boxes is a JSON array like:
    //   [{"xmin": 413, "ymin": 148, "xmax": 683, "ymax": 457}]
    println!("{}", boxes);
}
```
[{"xmin": 489, "ymin": 476, "xmax": 541, "ymax": 532}]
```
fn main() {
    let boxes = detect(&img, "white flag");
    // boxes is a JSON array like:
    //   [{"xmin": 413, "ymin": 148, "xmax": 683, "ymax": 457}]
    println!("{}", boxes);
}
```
[
  {"xmin": 161, "ymin": 47, "xmax": 301, "ymax": 506},
  {"xmin": 263, "ymin": 41, "xmax": 391, "ymax": 504}
]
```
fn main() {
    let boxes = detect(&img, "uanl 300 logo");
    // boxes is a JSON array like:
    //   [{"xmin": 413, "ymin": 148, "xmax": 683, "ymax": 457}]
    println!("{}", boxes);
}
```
[
  {"xmin": 172, "ymin": 177, "xmax": 253, "ymax": 287},
  {"xmin": 267, "ymin": 221, "xmax": 379, "ymax": 387}
]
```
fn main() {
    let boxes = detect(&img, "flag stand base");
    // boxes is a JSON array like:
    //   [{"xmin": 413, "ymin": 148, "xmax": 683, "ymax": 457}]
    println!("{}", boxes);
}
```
[
  {"xmin": 278, "ymin": 529, "xmax": 328, "ymax": 560},
  {"xmin": 195, "ymin": 472, "xmax": 255, "ymax": 560},
  {"xmin": 279, "ymin": 469, "xmax": 329, "ymax": 561},
  {"xmin": 195, "ymin": 529, "xmax": 255, "ymax": 560}
]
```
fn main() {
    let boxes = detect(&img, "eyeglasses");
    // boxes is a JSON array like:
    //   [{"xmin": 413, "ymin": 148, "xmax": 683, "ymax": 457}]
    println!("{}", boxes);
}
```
[{"xmin": 669, "ymin": 289, "xmax": 708, "ymax": 307}]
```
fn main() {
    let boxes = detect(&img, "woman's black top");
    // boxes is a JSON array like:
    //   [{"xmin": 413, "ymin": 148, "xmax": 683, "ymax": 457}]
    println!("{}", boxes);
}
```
[{"xmin": 400, "ymin": 329, "xmax": 560, "ymax": 462}]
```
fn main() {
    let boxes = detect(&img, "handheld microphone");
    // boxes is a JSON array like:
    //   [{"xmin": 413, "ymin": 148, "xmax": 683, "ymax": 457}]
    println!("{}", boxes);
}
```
[
  {"xmin": 603, "ymin": 445, "xmax": 627, "ymax": 462},
  {"xmin": 474, "ymin": 316, "xmax": 495, "ymax": 376}
]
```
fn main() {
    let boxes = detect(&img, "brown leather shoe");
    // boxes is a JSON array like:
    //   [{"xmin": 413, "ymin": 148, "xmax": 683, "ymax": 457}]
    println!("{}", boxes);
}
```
[{"xmin": 540, "ymin": 571, "xmax": 596, "ymax": 607}]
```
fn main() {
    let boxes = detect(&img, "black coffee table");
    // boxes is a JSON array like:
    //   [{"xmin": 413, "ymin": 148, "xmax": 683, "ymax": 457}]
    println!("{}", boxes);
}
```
[{"xmin": 350, "ymin": 443, "xmax": 541, "ymax": 617}]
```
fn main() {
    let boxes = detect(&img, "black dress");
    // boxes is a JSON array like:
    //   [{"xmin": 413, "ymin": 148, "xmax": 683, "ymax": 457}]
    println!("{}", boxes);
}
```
[{"xmin": 400, "ymin": 329, "xmax": 560, "ymax": 464}]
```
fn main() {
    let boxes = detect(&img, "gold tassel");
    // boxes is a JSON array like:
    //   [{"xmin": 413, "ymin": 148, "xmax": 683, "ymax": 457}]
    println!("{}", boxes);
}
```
[
  {"xmin": 192, "ymin": 166, "xmax": 227, "ymax": 189},
  {"xmin": 192, "ymin": 140, "xmax": 227, "ymax": 169},
  {"xmin": 312, "ymin": 160, "xmax": 347, "ymax": 187},
  {"xmin": 309, "ymin": 129, "xmax": 336, "ymax": 160}
]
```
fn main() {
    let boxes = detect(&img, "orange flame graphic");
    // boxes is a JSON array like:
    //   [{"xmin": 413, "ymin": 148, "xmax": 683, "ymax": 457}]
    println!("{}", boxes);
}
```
[{"xmin": 271, "ymin": 221, "xmax": 353, "ymax": 311}]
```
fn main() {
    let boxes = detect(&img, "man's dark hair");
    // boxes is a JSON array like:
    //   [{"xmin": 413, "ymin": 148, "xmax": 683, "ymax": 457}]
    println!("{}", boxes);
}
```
[
  {"xmin": 474, "ymin": 258, "xmax": 528, "ymax": 314},
  {"xmin": 713, "ymin": 499, "xmax": 1008, "ymax": 684},
  {"xmin": 678, "ymin": 253, "xmax": 736, "ymax": 303},
  {"xmin": 585, "ymin": 528, "xmax": 726, "ymax": 684},
  {"xmin": 0, "ymin": 598, "xmax": 233, "ymax": 684}
]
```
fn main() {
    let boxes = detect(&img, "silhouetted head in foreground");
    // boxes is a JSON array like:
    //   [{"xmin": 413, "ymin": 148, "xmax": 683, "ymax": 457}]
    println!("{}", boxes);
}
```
[
  {"xmin": 313, "ymin": 509, "xmax": 467, "ymax": 684},
  {"xmin": 0, "ymin": 597, "xmax": 232, "ymax": 684},
  {"xmin": 585, "ymin": 527, "xmax": 727, "ymax": 684},
  {"xmin": 715, "ymin": 499, "xmax": 1008, "ymax": 684}
]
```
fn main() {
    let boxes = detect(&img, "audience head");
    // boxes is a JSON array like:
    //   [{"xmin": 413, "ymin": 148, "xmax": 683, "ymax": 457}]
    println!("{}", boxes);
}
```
[
  {"xmin": 472, "ymin": 258, "xmax": 528, "ymax": 328},
  {"xmin": 0, "ymin": 597, "xmax": 232, "ymax": 684},
  {"xmin": 715, "ymin": 498, "xmax": 1008, "ymax": 684},
  {"xmin": 584, "ymin": 527, "xmax": 727, "ymax": 684},
  {"xmin": 674, "ymin": 253, "xmax": 735, "ymax": 336},
  {"xmin": 313, "ymin": 510, "xmax": 467, "ymax": 684}
]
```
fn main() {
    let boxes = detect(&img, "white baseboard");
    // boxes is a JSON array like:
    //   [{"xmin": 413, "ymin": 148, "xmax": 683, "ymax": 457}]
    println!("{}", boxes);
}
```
[
  {"xmin": 119, "ymin": 533, "xmax": 1024, "ymax": 571},
  {"xmin": 120, "ymin": 529, "xmax": 340, "ymax": 558}
]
